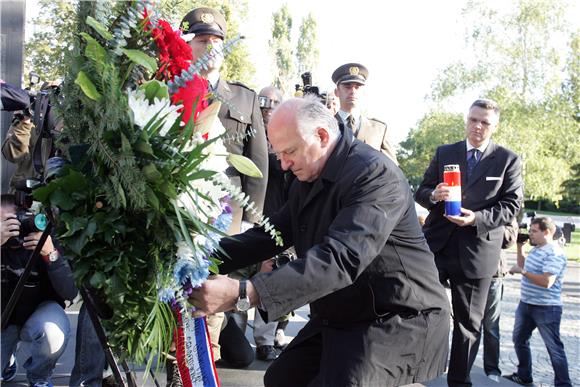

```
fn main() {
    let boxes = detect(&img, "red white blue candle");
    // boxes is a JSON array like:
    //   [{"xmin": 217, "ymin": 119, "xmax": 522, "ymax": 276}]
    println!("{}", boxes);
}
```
[{"xmin": 443, "ymin": 164, "xmax": 461, "ymax": 216}]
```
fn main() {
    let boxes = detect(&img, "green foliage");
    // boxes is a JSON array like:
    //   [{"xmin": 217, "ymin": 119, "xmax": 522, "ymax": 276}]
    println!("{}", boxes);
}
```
[
  {"xmin": 296, "ymin": 13, "xmax": 319, "ymax": 74},
  {"xmin": 416, "ymin": 0, "xmax": 579, "ymax": 204},
  {"xmin": 24, "ymin": 0, "xmax": 77, "ymax": 82},
  {"xmin": 156, "ymin": 0, "xmax": 255, "ymax": 85},
  {"xmin": 24, "ymin": 0, "xmax": 255, "ymax": 86},
  {"xmin": 269, "ymin": 4, "xmax": 294, "ymax": 95},
  {"xmin": 398, "ymin": 112, "xmax": 465, "ymax": 189}
]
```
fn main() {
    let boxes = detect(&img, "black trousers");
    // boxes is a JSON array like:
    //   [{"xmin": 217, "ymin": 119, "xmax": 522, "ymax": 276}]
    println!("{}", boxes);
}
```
[
  {"xmin": 264, "ymin": 309, "xmax": 449, "ymax": 387},
  {"xmin": 436, "ymin": 245, "xmax": 492, "ymax": 387}
]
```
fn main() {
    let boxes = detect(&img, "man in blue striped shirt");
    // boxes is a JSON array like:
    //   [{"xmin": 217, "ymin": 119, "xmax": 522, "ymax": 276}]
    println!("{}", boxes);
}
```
[{"xmin": 505, "ymin": 217, "xmax": 571, "ymax": 387}]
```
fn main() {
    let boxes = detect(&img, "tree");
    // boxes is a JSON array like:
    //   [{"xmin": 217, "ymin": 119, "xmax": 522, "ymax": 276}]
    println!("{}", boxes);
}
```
[
  {"xmin": 406, "ymin": 0, "xmax": 579, "ymax": 204},
  {"xmin": 296, "ymin": 13, "xmax": 319, "ymax": 75},
  {"xmin": 24, "ymin": 0, "xmax": 77, "ymax": 83},
  {"xmin": 24, "ymin": 0, "xmax": 255, "ymax": 86},
  {"xmin": 269, "ymin": 4, "xmax": 294, "ymax": 95},
  {"xmin": 398, "ymin": 112, "xmax": 465, "ymax": 190}
]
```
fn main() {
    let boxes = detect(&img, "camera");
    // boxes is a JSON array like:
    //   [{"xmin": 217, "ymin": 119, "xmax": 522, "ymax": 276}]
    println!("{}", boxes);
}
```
[
  {"xmin": 272, "ymin": 251, "xmax": 296, "ymax": 270},
  {"xmin": 5, "ymin": 179, "xmax": 48, "ymax": 248},
  {"xmin": 295, "ymin": 72, "xmax": 327, "ymax": 104}
]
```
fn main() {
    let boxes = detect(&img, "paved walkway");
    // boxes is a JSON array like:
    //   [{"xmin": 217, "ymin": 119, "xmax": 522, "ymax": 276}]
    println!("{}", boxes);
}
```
[{"xmin": 4, "ymin": 252, "xmax": 579, "ymax": 386}]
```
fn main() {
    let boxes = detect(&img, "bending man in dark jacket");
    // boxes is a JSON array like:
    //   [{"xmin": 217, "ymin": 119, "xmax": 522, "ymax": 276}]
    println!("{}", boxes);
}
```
[{"xmin": 190, "ymin": 96, "xmax": 450, "ymax": 386}]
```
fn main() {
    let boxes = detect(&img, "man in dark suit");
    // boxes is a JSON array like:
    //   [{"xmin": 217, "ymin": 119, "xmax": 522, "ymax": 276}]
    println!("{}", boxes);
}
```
[
  {"xmin": 331, "ymin": 63, "xmax": 398, "ymax": 164},
  {"xmin": 179, "ymin": 7, "xmax": 268, "ymax": 369},
  {"xmin": 415, "ymin": 99, "xmax": 524, "ymax": 386},
  {"xmin": 190, "ymin": 96, "xmax": 450, "ymax": 386}
]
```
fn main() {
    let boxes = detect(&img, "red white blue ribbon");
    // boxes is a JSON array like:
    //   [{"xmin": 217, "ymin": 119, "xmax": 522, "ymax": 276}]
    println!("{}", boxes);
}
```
[{"xmin": 175, "ymin": 311, "xmax": 220, "ymax": 387}]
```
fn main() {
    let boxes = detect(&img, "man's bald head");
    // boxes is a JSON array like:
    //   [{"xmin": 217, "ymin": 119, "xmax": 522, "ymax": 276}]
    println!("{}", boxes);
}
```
[{"xmin": 267, "ymin": 96, "xmax": 340, "ymax": 182}]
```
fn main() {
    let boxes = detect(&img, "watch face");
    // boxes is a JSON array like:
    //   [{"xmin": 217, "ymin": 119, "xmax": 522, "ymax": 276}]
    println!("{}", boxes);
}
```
[
  {"xmin": 49, "ymin": 251, "xmax": 59, "ymax": 262},
  {"xmin": 236, "ymin": 297, "xmax": 251, "ymax": 312}
]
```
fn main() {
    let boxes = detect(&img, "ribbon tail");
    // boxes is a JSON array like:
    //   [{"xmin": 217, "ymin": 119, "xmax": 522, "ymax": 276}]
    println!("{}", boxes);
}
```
[{"xmin": 175, "ymin": 310, "xmax": 220, "ymax": 387}]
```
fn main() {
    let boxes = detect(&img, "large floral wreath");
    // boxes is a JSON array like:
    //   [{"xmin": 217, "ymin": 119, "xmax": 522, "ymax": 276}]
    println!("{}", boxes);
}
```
[{"xmin": 32, "ymin": 0, "xmax": 280, "ymax": 376}]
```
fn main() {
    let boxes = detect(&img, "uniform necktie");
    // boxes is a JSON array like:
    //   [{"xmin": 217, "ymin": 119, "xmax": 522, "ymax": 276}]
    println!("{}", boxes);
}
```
[
  {"xmin": 467, "ymin": 149, "xmax": 480, "ymax": 180},
  {"xmin": 347, "ymin": 115, "xmax": 357, "ymax": 137}
]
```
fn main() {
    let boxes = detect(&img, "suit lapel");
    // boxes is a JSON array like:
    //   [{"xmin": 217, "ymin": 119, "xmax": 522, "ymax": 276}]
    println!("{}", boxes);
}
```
[
  {"xmin": 465, "ymin": 141, "xmax": 497, "ymax": 190},
  {"xmin": 454, "ymin": 142, "xmax": 468, "ymax": 188}
]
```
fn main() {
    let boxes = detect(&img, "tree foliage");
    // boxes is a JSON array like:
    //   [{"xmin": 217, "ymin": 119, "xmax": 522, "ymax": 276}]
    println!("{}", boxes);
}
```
[
  {"xmin": 398, "ymin": 112, "xmax": 465, "ymax": 190},
  {"xmin": 24, "ymin": 0, "xmax": 77, "ymax": 83},
  {"xmin": 296, "ymin": 13, "xmax": 319, "ymax": 75},
  {"xmin": 401, "ymin": 0, "xmax": 579, "ymax": 206},
  {"xmin": 269, "ymin": 4, "xmax": 294, "ymax": 95},
  {"xmin": 24, "ymin": 0, "xmax": 255, "ymax": 86}
]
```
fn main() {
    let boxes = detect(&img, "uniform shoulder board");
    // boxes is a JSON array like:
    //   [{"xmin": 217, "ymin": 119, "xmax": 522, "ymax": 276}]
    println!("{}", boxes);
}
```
[
  {"xmin": 368, "ymin": 117, "xmax": 386, "ymax": 126},
  {"xmin": 228, "ymin": 81, "xmax": 255, "ymax": 93}
]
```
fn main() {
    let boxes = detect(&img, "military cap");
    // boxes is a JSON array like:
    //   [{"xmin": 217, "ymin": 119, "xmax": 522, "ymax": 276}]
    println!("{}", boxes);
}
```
[
  {"xmin": 180, "ymin": 7, "xmax": 227, "ymax": 39},
  {"xmin": 331, "ymin": 63, "xmax": 369, "ymax": 85}
]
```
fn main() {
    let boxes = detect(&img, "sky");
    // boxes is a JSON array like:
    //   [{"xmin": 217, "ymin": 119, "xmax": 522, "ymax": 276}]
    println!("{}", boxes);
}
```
[
  {"xmin": 242, "ymin": 0, "xmax": 470, "ymax": 145},
  {"xmin": 23, "ymin": 0, "xmax": 578, "ymax": 146}
]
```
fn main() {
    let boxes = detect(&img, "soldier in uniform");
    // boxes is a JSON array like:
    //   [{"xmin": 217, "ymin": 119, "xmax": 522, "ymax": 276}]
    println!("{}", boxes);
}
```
[
  {"xmin": 177, "ymin": 6, "xmax": 269, "ymax": 372},
  {"xmin": 331, "ymin": 63, "xmax": 398, "ymax": 164}
]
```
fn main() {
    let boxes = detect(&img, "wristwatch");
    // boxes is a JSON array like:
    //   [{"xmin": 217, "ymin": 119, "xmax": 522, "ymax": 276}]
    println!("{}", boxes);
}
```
[
  {"xmin": 521, "ymin": 268, "xmax": 527, "ymax": 276},
  {"xmin": 235, "ymin": 280, "xmax": 251, "ymax": 312},
  {"xmin": 43, "ymin": 249, "xmax": 59, "ymax": 263}
]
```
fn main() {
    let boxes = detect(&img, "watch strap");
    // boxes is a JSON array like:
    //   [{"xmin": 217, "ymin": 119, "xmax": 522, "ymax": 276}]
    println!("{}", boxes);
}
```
[{"xmin": 239, "ymin": 279, "xmax": 247, "ymax": 299}]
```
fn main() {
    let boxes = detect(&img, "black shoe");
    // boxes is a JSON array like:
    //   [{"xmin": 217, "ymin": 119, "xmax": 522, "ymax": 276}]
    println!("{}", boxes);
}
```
[
  {"xmin": 256, "ymin": 345, "xmax": 277, "ymax": 361},
  {"xmin": 102, "ymin": 375, "xmax": 122, "ymax": 387},
  {"xmin": 503, "ymin": 373, "xmax": 534, "ymax": 386}
]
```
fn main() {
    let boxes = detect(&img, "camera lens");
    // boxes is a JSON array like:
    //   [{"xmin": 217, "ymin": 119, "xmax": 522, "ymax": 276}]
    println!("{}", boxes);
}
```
[{"xmin": 18, "ymin": 213, "xmax": 48, "ymax": 235}]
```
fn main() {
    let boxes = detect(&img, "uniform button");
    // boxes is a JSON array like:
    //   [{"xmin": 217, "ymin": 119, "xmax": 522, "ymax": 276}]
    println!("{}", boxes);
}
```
[
  {"xmin": 322, "ymin": 319, "xmax": 329, "ymax": 326},
  {"xmin": 240, "ymin": 115, "xmax": 244, "ymax": 120},
  {"xmin": 462, "ymin": 195, "xmax": 466, "ymax": 200},
  {"xmin": 299, "ymin": 224, "xmax": 307, "ymax": 232}
]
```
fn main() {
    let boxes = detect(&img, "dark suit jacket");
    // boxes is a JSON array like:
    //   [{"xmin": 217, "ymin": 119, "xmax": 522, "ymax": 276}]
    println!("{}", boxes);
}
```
[
  {"xmin": 219, "ymin": 133, "xmax": 449, "ymax": 323},
  {"xmin": 415, "ymin": 140, "xmax": 523, "ymax": 278},
  {"xmin": 215, "ymin": 79, "xmax": 268, "ymax": 226}
]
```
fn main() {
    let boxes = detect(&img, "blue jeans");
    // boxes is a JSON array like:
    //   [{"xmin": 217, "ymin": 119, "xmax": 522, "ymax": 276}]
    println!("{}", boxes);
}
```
[
  {"xmin": 69, "ymin": 303, "xmax": 106, "ymax": 387},
  {"xmin": 512, "ymin": 302, "xmax": 571, "ymax": 387},
  {"xmin": 481, "ymin": 277, "xmax": 503, "ymax": 376},
  {"xmin": 1, "ymin": 301, "xmax": 70, "ymax": 385}
]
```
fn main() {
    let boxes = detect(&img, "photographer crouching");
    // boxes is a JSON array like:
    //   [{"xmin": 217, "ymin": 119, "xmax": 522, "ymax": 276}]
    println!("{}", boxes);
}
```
[{"xmin": 1, "ymin": 194, "xmax": 77, "ymax": 387}]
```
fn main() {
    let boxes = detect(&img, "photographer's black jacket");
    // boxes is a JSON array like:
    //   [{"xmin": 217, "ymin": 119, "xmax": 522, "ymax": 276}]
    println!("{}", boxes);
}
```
[{"xmin": 1, "ymin": 247, "xmax": 77, "ymax": 326}]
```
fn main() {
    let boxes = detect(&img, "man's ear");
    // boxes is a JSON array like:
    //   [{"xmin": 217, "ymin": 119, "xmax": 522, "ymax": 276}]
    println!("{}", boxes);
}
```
[{"xmin": 317, "ymin": 127, "xmax": 330, "ymax": 146}]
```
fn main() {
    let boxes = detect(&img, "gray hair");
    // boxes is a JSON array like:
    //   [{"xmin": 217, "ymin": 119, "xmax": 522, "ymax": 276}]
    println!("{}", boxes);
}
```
[{"xmin": 295, "ymin": 95, "xmax": 340, "ymax": 138}]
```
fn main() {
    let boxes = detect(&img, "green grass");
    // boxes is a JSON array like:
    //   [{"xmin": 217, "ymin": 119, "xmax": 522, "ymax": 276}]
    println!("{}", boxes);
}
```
[
  {"xmin": 505, "ymin": 231, "xmax": 580, "ymax": 262},
  {"xmin": 524, "ymin": 208, "xmax": 579, "ymax": 217},
  {"xmin": 563, "ymin": 231, "xmax": 580, "ymax": 262}
]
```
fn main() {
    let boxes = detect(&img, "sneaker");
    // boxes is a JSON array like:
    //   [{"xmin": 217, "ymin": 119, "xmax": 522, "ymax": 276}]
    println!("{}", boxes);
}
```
[
  {"xmin": 256, "ymin": 345, "xmax": 277, "ymax": 361},
  {"xmin": 1, "ymin": 355, "xmax": 17, "ymax": 382},
  {"xmin": 503, "ymin": 373, "xmax": 534, "ymax": 386},
  {"xmin": 29, "ymin": 382, "xmax": 53, "ymax": 387},
  {"xmin": 487, "ymin": 374, "xmax": 501, "ymax": 383},
  {"xmin": 274, "ymin": 329, "xmax": 287, "ymax": 349}
]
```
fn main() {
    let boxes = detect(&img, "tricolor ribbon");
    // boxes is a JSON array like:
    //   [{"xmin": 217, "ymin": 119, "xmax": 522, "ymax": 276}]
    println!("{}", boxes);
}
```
[{"xmin": 175, "ymin": 311, "xmax": 220, "ymax": 387}]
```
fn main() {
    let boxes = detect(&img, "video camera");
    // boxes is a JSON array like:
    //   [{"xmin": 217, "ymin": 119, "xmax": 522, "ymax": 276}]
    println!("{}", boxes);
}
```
[
  {"xmin": 2, "ymin": 72, "xmax": 61, "ymax": 142},
  {"xmin": 517, "ymin": 211, "xmax": 565, "ymax": 245},
  {"xmin": 295, "ymin": 72, "xmax": 327, "ymax": 104}
]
